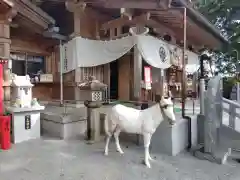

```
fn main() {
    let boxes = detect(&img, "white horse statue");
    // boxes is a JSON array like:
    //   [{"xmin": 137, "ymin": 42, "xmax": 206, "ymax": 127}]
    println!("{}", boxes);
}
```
[{"xmin": 104, "ymin": 96, "xmax": 176, "ymax": 168}]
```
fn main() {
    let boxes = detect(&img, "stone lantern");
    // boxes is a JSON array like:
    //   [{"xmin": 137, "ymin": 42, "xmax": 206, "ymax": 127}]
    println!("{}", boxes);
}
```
[{"xmin": 78, "ymin": 76, "xmax": 107, "ymax": 143}]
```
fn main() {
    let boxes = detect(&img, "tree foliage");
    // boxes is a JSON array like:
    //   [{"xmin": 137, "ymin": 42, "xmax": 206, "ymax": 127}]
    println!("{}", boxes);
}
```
[{"xmin": 196, "ymin": 0, "xmax": 240, "ymax": 75}]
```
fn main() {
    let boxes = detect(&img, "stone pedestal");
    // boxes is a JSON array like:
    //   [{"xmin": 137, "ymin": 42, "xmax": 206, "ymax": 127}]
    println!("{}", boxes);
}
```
[
  {"xmin": 78, "ymin": 76, "xmax": 107, "ymax": 143},
  {"xmin": 150, "ymin": 114, "xmax": 198, "ymax": 156},
  {"xmin": 84, "ymin": 101, "xmax": 103, "ymax": 143},
  {"xmin": 40, "ymin": 107, "xmax": 87, "ymax": 140},
  {"xmin": 6, "ymin": 106, "xmax": 45, "ymax": 144}
]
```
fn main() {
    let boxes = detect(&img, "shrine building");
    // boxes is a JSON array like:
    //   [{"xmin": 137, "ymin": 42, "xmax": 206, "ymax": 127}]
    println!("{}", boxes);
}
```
[{"xmin": 0, "ymin": 0, "xmax": 227, "ymax": 104}]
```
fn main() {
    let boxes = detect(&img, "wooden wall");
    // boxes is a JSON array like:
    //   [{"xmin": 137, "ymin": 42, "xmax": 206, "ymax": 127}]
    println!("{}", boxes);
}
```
[
  {"xmin": 11, "ymin": 37, "xmax": 51, "ymax": 55},
  {"xmin": 10, "ymin": 34, "xmax": 60, "ymax": 101}
]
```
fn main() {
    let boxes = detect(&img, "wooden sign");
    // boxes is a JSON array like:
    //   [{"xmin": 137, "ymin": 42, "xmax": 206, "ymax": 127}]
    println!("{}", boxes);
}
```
[
  {"xmin": 25, "ymin": 115, "xmax": 31, "ymax": 130},
  {"xmin": 40, "ymin": 74, "xmax": 53, "ymax": 82}
]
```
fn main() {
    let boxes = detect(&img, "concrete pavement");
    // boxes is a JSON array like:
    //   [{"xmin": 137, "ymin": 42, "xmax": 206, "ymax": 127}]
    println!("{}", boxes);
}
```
[{"xmin": 0, "ymin": 136, "xmax": 240, "ymax": 180}]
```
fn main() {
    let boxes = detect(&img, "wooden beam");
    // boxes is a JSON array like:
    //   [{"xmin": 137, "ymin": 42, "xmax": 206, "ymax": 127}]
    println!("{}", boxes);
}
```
[
  {"xmin": 65, "ymin": 0, "xmax": 86, "ymax": 13},
  {"xmin": 15, "ymin": 14, "xmax": 45, "ymax": 34},
  {"xmin": 120, "ymin": 8, "xmax": 133, "ymax": 20},
  {"xmin": 12, "ymin": 0, "xmax": 55, "ymax": 29},
  {"xmin": 5, "ymin": 8, "xmax": 17, "ymax": 22},
  {"xmin": 147, "ymin": 18, "xmax": 176, "ymax": 36},
  {"xmin": 101, "ymin": 13, "xmax": 150, "ymax": 30},
  {"xmin": 0, "ymin": 8, "xmax": 17, "ymax": 23},
  {"xmin": 65, "ymin": 0, "xmax": 110, "ymax": 22},
  {"xmin": 101, "ymin": 12, "xmax": 177, "ymax": 39},
  {"xmin": 103, "ymin": 0, "xmax": 171, "ymax": 9},
  {"xmin": 151, "ymin": 9, "xmax": 221, "ymax": 48},
  {"xmin": 2, "ymin": 0, "xmax": 14, "ymax": 7}
]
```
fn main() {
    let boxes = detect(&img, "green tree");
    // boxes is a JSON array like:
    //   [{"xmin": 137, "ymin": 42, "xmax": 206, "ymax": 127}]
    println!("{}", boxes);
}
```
[{"xmin": 196, "ymin": 0, "xmax": 240, "ymax": 75}]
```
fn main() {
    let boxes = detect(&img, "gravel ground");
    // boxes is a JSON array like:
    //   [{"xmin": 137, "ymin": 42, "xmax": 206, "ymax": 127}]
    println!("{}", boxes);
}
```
[{"xmin": 0, "ymin": 137, "xmax": 240, "ymax": 180}]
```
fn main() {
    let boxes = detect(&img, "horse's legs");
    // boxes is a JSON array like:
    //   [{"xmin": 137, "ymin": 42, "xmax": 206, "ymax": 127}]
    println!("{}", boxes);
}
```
[
  {"xmin": 113, "ymin": 127, "xmax": 124, "ymax": 154},
  {"xmin": 104, "ymin": 134, "xmax": 112, "ymax": 156},
  {"xmin": 148, "ymin": 154, "xmax": 154, "ymax": 161},
  {"xmin": 148, "ymin": 139, "xmax": 154, "ymax": 161},
  {"xmin": 143, "ymin": 132, "xmax": 152, "ymax": 168}
]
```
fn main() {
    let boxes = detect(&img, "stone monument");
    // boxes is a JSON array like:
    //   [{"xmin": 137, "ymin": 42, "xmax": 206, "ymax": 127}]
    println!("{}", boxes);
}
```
[
  {"xmin": 5, "ymin": 74, "xmax": 45, "ymax": 144},
  {"xmin": 194, "ymin": 75, "xmax": 231, "ymax": 164}
]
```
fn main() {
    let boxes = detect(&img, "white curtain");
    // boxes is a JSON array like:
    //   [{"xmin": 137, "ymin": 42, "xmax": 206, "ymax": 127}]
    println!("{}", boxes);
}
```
[
  {"xmin": 64, "ymin": 35, "xmax": 200, "ymax": 73},
  {"xmin": 65, "ymin": 36, "xmax": 135, "ymax": 73},
  {"xmin": 136, "ymin": 35, "xmax": 172, "ymax": 69}
]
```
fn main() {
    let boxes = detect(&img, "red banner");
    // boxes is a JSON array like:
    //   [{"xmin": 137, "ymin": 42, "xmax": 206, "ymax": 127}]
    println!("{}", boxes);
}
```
[
  {"xmin": 144, "ymin": 66, "xmax": 152, "ymax": 83},
  {"xmin": 144, "ymin": 66, "xmax": 152, "ymax": 90}
]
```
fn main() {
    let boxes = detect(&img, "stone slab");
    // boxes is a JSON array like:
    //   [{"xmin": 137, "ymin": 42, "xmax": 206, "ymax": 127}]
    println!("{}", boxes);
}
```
[
  {"xmin": 40, "ymin": 106, "xmax": 87, "ymax": 140},
  {"xmin": 41, "ymin": 119, "xmax": 86, "ymax": 140}
]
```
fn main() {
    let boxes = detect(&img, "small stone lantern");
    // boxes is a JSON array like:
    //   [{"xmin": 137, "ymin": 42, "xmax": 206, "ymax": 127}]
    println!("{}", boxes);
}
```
[{"xmin": 78, "ymin": 76, "xmax": 107, "ymax": 143}]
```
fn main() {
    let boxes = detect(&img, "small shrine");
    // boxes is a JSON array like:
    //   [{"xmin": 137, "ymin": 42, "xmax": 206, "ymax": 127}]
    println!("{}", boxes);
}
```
[
  {"xmin": 11, "ymin": 74, "xmax": 34, "ymax": 108},
  {"xmin": 6, "ymin": 74, "xmax": 45, "ymax": 144}
]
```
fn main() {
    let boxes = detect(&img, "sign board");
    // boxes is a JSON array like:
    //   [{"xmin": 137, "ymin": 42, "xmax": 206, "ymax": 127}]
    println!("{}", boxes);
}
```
[
  {"xmin": 144, "ymin": 66, "xmax": 152, "ymax": 90},
  {"xmin": 40, "ymin": 74, "xmax": 53, "ymax": 83},
  {"xmin": 25, "ymin": 115, "xmax": 31, "ymax": 130}
]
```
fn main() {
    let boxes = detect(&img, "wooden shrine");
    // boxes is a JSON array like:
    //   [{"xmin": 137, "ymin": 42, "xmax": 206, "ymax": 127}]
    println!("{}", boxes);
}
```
[{"xmin": 0, "ymin": 0, "xmax": 227, "ymax": 104}]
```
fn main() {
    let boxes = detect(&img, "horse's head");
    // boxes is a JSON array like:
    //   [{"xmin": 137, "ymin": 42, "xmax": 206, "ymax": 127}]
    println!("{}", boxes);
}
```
[{"xmin": 160, "ymin": 96, "xmax": 176, "ymax": 125}]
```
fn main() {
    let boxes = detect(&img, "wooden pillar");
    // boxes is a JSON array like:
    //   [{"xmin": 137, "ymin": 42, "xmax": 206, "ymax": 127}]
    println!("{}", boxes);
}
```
[
  {"xmin": 73, "ymin": 11, "xmax": 81, "ymax": 37},
  {"xmin": 73, "ymin": 11, "xmax": 82, "ymax": 100},
  {"xmin": 66, "ymin": 1, "xmax": 86, "ymax": 101},
  {"xmin": 66, "ymin": 0, "xmax": 86, "ymax": 37},
  {"xmin": 72, "ymin": 10, "xmax": 84, "ymax": 84},
  {"xmin": 103, "ymin": 63, "xmax": 110, "ymax": 101},
  {"xmin": 116, "ymin": 27, "xmax": 121, "ymax": 36},
  {"xmin": 159, "ymin": 69, "xmax": 165, "ymax": 97},
  {"xmin": 109, "ymin": 28, "xmax": 114, "ymax": 38},
  {"xmin": 133, "ymin": 45, "xmax": 142, "ymax": 101},
  {"xmin": 0, "ymin": 9, "xmax": 16, "ymax": 107}
]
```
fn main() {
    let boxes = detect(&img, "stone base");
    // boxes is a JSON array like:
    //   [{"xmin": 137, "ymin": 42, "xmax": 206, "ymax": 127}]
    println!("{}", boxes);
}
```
[
  {"xmin": 41, "ymin": 112, "xmax": 87, "ymax": 140},
  {"xmin": 197, "ymin": 114, "xmax": 205, "ymax": 144},
  {"xmin": 93, "ymin": 106, "xmax": 198, "ymax": 156},
  {"xmin": 119, "ymin": 115, "xmax": 198, "ymax": 156},
  {"xmin": 6, "ymin": 106, "xmax": 45, "ymax": 144},
  {"xmin": 193, "ymin": 145, "xmax": 231, "ymax": 164},
  {"xmin": 150, "ymin": 115, "xmax": 198, "ymax": 156}
]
